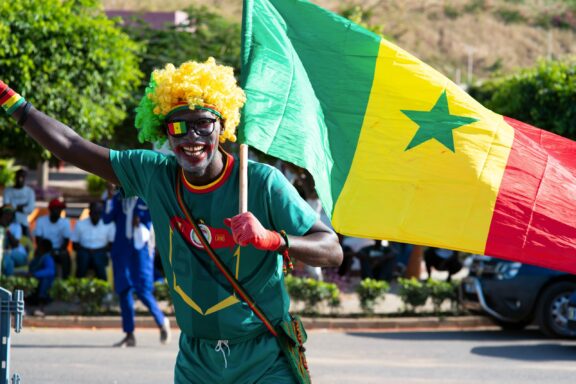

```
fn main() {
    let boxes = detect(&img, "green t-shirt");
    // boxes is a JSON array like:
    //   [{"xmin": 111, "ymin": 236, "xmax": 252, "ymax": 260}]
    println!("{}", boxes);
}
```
[{"xmin": 110, "ymin": 149, "xmax": 317, "ymax": 340}]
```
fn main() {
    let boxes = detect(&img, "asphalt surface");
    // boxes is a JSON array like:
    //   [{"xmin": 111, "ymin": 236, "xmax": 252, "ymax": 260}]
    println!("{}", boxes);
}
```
[{"xmin": 9, "ymin": 328, "xmax": 576, "ymax": 383}]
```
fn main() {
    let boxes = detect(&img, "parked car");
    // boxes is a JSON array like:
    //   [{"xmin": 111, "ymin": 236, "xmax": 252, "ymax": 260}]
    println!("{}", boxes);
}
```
[
  {"xmin": 460, "ymin": 255, "xmax": 576, "ymax": 338},
  {"xmin": 567, "ymin": 290, "xmax": 576, "ymax": 332}
]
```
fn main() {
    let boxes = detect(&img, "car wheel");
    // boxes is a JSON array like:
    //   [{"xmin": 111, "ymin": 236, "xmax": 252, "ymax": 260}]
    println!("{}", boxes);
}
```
[{"xmin": 536, "ymin": 281, "xmax": 576, "ymax": 338}]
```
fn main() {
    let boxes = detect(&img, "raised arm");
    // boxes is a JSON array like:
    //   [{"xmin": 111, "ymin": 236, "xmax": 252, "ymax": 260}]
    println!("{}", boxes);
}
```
[{"xmin": 1, "ymin": 81, "xmax": 119, "ymax": 184}]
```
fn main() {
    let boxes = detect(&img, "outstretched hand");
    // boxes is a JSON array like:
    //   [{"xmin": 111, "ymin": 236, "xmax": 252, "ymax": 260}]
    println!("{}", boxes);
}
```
[{"xmin": 224, "ymin": 212, "xmax": 282, "ymax": 251}]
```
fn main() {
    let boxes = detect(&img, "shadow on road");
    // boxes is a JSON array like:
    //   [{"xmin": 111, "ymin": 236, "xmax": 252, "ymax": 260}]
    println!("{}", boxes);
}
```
[
  {"xmin": 13, "ymin": 344, "xmax": 112, "ymax": 349},
  {"xmin": 346, "ymin": 329, "xmax": 547, "ymax": 342},
  {"xmin": 471, "ymin": 344, "xmax": 576, "ymax": 361}
]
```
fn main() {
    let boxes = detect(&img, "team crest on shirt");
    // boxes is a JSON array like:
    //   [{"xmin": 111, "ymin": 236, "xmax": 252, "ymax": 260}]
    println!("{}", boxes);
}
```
[
  {"xmin": 189, "ymin": 224, "xmax": 212, "ymax": 248},
  {"xmin": 169, "ymin": 216, "xmax": 235, "ymax": 250}
]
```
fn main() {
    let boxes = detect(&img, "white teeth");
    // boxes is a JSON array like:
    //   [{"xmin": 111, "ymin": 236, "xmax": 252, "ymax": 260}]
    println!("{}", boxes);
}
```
[{"xmin": 182, "ymin": 145, "xmax": 205, "ymax": 155}]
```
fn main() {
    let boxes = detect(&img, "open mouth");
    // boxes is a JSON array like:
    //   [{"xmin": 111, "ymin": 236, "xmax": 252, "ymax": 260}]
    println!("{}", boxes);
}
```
[
  {"xmin": 181, "ymin": 144, "xmax": 206, "ymax": 156},
  {"xmin": 177, "ymin": 143, "xmax": 209, "ymax": 162}
]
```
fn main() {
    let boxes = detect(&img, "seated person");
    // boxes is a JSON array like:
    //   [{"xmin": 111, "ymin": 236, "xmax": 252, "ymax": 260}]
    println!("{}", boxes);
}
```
[
  {"xmin": 71, "ymin": 201, "xmax": 115, "ymax": 281},
  {"xmin": 424, "ymin": 247, "xmax": 462, "ymax": 282},
  {"xmin": 28, "ymin": 238, "xmax": 56, "ymax": 314},
  {"xmin": 34, "ymin": 198, "xmax": 71, "ymax": 279},
  {"xmin": 1, "ymin": 204, "xmax": 28, "ymax": 276},
  {"xmin": 338, "ymin": 236, "xmax": 374, "ymax": 277},
  {"xmin": 358, "ymin": 240, "xmax": 397, "ymax": 282}
]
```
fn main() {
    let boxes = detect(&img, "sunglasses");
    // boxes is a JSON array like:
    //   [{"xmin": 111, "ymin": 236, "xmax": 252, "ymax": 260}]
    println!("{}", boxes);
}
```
[{"xmin": 166, "ymin": 117, "xmax": 218, "ymax": 138}]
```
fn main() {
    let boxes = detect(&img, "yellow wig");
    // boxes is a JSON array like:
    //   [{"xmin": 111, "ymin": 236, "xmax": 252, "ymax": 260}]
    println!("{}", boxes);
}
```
[{"xmin": 135, "ymin": 58, "xmax": 246, "ymax": 144}]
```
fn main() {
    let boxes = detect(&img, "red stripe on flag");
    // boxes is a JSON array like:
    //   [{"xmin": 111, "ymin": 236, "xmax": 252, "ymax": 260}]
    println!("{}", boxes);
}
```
[{"xmin": 485, "ymin": 117, "xmax": 576, "ymax": 274}]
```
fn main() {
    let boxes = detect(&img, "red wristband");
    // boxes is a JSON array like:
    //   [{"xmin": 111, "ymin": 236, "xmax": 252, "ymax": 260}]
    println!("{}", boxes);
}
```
[{"xmin": 0, "ymin": 80, "xmax": 8, "ymax": 94}]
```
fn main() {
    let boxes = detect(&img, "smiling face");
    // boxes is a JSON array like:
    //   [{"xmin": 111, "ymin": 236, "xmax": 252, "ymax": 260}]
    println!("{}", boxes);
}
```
[{"xmin": 166, "ymin": 108, "xmax": 224, "ymax": 184}]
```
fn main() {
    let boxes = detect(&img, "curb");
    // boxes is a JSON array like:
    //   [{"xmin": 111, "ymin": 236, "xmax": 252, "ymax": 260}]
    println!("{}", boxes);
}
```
[
  {"xmin": 23, "ymin": 315, "xmax": 498, "ymax": 331},
  {"xmin": 303, "ymin": 316, "xmax": 497, "ymax": 331}
]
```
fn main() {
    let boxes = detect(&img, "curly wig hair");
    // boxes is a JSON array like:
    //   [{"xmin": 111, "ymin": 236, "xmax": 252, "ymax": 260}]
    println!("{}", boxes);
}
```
[{"xmin": 135, "ymin": 57, "xmax": 246, "ymax": 144}]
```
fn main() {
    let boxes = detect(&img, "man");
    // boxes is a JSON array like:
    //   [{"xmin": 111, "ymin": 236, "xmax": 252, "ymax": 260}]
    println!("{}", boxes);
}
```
[
  {"xmin": 33, "ymin": 198, "xmax": 71, "ymax": 279},
  {"xmin": 28, "ymin": 238, "xmax": 56, "ymax": 316},
  {"xmin": 358, "ymin": 240, "xmax": 397, "ymax": 282},
  {"xmin": 71, "ymin": 201, "xmax": 114, "ymax": 281},
  {"xmin": 102, "ymin": 191, "xmax": 168, "ymax": 347},
  {"xmin": 0, "ymin": 204, "xmax": 28, "ymax": 275},
  {"xmin": 1, "ymin": 58, "xmax": 342, "ymax": 383},
  {"xmin": 424, "ymin": 247, "xmax": 462, "ymax": 282},
  {"xmin": 3, "ymin": 168, "xmax": 35, "ymax": 236}
]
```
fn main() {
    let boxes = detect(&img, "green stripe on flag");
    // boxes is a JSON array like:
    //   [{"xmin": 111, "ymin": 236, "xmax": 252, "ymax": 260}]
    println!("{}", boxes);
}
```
[{"xmin": 240, "ymin": 0, "xmax": 381, "ymax": 217}]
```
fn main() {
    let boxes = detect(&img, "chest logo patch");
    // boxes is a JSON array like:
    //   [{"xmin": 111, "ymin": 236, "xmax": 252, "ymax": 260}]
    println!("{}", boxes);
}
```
[
  {"xmin": 170, "ymin": 216, "xmax": 235, "ymax": 249},
  {"xmin": 189, "ymin": 224, "xmax": 212, "ymax": 249}
]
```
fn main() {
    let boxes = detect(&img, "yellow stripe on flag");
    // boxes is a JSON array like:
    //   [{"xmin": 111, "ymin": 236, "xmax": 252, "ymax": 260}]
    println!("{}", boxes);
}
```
[{"xmin": 332, "ymin": 39, "xmax": 515, "ymax": 253}]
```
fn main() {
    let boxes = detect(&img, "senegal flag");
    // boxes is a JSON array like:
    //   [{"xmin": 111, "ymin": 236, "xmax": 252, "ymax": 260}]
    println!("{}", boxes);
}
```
[{"xmin": 239, "ymin": 0, "xmax": 576, "ymax": 273}]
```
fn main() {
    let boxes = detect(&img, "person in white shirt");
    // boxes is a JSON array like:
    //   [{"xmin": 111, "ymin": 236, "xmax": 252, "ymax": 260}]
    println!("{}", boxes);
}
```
[
  {"xmin": 72, "ymin": 201, "xmax": 115, "ymax": 280},
  {"xmin": 34, "ymin": 198, "xmax": 72, "ymax": 278},
  {"xmin": 3, "ymin": 169, "xmax": 35, "ymax": 237},
  {"xmin": 1, "ymin": 205, "xmax": 28, "ymax": 275}
]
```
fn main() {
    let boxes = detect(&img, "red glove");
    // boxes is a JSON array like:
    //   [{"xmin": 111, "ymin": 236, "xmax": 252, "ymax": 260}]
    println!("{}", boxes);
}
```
[{"xmin": 224, "ymin": 212, "xmax": 282, "ymax": 251}]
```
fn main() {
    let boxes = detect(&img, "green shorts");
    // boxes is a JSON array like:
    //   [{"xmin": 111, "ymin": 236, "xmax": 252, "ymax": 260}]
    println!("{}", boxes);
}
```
[{"xmin": 175, "ymin": 331, "xmax": 297, "ymax": 384}]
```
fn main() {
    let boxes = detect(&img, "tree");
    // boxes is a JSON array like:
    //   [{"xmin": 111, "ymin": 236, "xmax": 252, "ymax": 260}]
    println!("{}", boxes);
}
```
[
  {"xmin": 116, "ymin": 5, "xmax": 242, "ymax": 149},
  {"xmin": 470, "ymin": 59, "xmax": 576, "ymax": 139},
  {"xmin": 0, "ymin": 0, "xmax": 142, "ymax": 164}
]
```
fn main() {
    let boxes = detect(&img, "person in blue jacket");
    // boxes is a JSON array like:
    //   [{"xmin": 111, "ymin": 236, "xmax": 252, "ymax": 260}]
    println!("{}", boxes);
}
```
[
  {"xmin": 28, "ymin": 238, "xmax": 56, "ymax": 315},
  {"xmin": 103, "ymin": 190, "xmax": 170, "ymax": 347}
]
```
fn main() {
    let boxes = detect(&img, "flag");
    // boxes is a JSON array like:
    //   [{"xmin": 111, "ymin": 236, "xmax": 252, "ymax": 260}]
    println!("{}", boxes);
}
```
[{"xmin": 239, "ymin": 0, "xmax": 576, "ymax": 273}]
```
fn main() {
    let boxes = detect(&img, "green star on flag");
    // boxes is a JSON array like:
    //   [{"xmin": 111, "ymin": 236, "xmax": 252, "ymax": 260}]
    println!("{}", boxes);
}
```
[{"xmin": 402, "ymin": 90, "xmax": 479, "ymax": 152}]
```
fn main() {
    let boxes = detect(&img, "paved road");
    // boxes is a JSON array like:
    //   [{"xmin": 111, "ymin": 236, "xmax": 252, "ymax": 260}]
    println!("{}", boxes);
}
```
[{"xmin": 9, "ymin": 328, "xmax": 576, "ymax": 383}]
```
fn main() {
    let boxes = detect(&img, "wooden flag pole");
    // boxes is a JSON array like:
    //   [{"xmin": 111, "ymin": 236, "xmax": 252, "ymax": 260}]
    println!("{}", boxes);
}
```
[{"xmin": 239, "ymin": 144, "xmax": 249, "ymax": 214}]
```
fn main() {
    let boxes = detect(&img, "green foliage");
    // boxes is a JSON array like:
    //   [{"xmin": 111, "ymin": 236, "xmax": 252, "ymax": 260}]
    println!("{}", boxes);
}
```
[
  {"xmin": 339, "ymin": 4, "xmax": 384, "ymax": 36},
  {"xmin": 0, "ymin": 0, "xmax": 142, "ymax": 161},
  {"xmin": 50, "ymin": 278, "xmax": 77, "ymax": 302},
  {"xmin": 299, "ymin": 278, "xmax": 328, "ymax": 314},
  {"xmin": 494, "ymin": 8, "xmax": 527, "ymax": 24},
  {"xmin": 443, "ymin": 5, "xmax": 461, "ymax": 20},
  {"xmin": 426, "ymin": 279, "xmax": 458, "ymax": 313},
  {"xmin": 398, "ymin": 277, "xmax": 429, "ymax": 312},
  {"xmin": 86, "ymin": 173, "xmax": 107, "ymax": 195},
  {"xmin": 284, "ymin": 274, "xmax": 304, "ymax": 301},
  {"xmin": 50, "ymin": 278, "xmax": 112, "ymax": 315},
  {"xmin": 325, "ymin": 282, "xmax": 341, "ymax": 314},
  {"xmin": 0, "ymin": 275, "xmax": 38, "ymax": 297},
  {"xmin": 464, "ymin": 0, "xmax": 488, "ymax": 14},
  {"xmin": 470, "ymin": 59, "xmax": 576, "ymax": 139},
  {"xmin": 355, "ymin": 278, "xmax": 389, "ymax": 315},
  {"xmin": 153, "ymin": 280, "xmax": 172, "ymax": 305},
  {"xmin": 75, "ymin": 278, "xmax": 111, "ymax": 315},
  {"xmin": 284, "ymin": 275, "xmax": 341, "ymax": 315},
  {"xmin": 0, "ymin": 158, "xmax": 19, "ymax": 186},
  {"xmin": 117, "ymin": 5, "xmax": 241, "ymax": 148}
]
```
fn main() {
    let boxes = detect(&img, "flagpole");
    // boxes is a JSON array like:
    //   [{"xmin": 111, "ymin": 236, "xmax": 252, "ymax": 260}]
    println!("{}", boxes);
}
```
[{"xmin": 239, "ymin": 143, "xmax": 248, "ymax": 214}]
